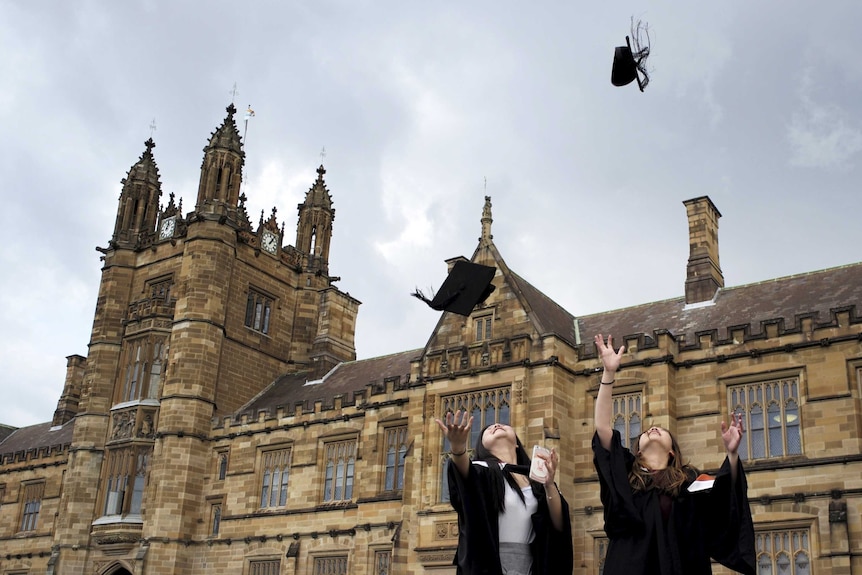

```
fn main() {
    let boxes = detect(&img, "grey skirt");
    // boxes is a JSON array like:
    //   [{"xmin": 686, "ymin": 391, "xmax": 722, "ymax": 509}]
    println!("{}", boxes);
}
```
[{"xmin": 499, "ymin": 541, "xmax": 532, "ymax": 575}]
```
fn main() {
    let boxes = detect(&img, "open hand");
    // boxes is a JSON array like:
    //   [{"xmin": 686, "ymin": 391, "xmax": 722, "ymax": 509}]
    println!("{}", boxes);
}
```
[
  {"xmin": 434, "ymin": 410, "xmax": 474, "ymax": 453},
  {"xmin": 595, "ymin": 334, "xmax": 625, "ymax": 373},
  {"xmin": 721, "ymin": 412, "xmax": 745, "ymax": 455}
]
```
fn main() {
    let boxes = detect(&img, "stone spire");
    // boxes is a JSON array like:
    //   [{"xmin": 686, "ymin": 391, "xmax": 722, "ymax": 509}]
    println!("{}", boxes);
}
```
[
  {"xmin": 194, "ymin": 104, "xmax": 245, "ymax": 218},
  {"xmin": 295, "ymin": 165, "xmax": 335, "ymax": 274},
  {"xmin": 111, "ymin": 138, "xmax": 162, "ymax": 248}
]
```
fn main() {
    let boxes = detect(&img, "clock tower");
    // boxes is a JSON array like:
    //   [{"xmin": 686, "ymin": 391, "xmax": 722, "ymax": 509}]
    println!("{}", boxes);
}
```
[{"xmin": 51, "ymin": 104, "xmax": 359, "ymax": 573}]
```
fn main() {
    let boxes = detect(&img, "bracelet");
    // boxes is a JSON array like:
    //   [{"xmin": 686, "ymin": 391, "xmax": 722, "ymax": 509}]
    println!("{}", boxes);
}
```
[
  {"xmin": 600, "ymin": 380, "xmax": 615, "ymax": 386},
  {"xmin": 450, "ymin": 448, "xmax": 467, "ymax": 456}
]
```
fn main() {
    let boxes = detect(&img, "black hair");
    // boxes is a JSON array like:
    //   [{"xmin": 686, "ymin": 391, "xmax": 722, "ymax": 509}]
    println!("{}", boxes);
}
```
[{"xmin": 473, "ymin": 424, "xmax": 543, "ymax": 514}]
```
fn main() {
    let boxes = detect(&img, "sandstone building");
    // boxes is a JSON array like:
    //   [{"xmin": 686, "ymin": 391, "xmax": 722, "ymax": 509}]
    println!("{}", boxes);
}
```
[{"xmin": 1, "ymin": 104, "xmax": 860, "ymax": 575}]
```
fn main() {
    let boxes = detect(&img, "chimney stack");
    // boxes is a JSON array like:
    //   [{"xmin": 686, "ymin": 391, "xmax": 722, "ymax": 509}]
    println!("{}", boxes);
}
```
[{"xmin": 683, "ymin": 196, "xmax": 724, "ymax": 305}]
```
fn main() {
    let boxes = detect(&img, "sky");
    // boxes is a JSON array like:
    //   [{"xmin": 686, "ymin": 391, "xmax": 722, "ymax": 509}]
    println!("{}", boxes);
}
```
[{"xmin": 1, "ymin": 2, "xmax": 861, "ymax": 428}]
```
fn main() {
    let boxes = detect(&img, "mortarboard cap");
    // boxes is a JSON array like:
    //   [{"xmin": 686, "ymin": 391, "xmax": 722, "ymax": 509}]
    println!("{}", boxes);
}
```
[
  {"xmin": 611, "ymin": 20, "xmax": 651, "ymax": 92},
  {"xmin": 611, "ymin": 43, "xmax": 639, "ymax": 87},
  {"xmin": 412, "ymin": 260, "xmax": 496, "ymax": 316}
]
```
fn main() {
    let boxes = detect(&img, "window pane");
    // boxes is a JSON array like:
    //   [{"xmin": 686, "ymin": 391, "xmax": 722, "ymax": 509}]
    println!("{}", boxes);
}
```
[
  {"xmin": 758, "ymin": 554, "xmax": 773, "ymax": 575},
  {"xmin": 245, "ymin": 293, "xmax": 255, "ymax": 326},
  {"xmin": 218, "ymin": 454, "xmax": 228, "ymax": 480},
  {"xmin": 130, "ymin": 473, "xmax": 145, "ymax": 514},
  {"xmin": 346, "ymin": 457, "xmax": 355, "ymax": 499},
  {"xmin": 211, "ymin": 505, "xmax": 221, "ymax": 536},
  {"xmin": 324, "ymin": 461, "xmax": 333, "ymax": 502},
  {"xmin": 440, "ymin": 387, "xmax": 512, "ymax": 502},
  {"xmin": 261, "ymin": 469, "xmax": 271, "ymax": 507},
  {"xmin": 751, "ymin": 405, "xmax": 765, "ymax": 459},
  {"xmin": 785, "ymin": 401, "xmax": 801, "ymax": 455},
  {"xmin": 385, "ymin": 448, "xmax": 395, "ymax": 491},
  {"xmin": 768, "ymin": 403, "xmax": 783, "ymax": 457}
]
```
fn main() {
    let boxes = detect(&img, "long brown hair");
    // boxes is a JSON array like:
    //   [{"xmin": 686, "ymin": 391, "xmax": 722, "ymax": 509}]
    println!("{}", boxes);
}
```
[{"xmin": 628, "ymin": 429, "xmax": 696, "ymax": 497}]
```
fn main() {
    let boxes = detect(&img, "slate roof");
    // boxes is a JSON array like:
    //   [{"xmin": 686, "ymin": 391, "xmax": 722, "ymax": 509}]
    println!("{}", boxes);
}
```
[
  {"xmin": 238, "ymin": 261, "xmax": 862, "ymax": 416},
  {"xmin": 576, "ymin": 262, "xmax": 862, "ymax": 351},
  {"xmin": 0, "ymin": 425, "xmax": 16, "ymax": 443},
  {"xmin": 0, "ymin": 419, "xmax": 74, "ymax": 459},
  {"xmin": 238, "ymin": 348, "xmax": 421, "ymax": 418},
  {"xmin": 509, "ymin": 270, "xmax": 577, "ymax": 346}
]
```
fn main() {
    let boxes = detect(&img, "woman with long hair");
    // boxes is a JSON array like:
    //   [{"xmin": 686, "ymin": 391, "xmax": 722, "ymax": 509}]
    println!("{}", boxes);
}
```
[
  {"xmin": 593, "ymin": 334, "xmax": 755, "ymax": 575},
  {"xmin": 435, "ymin": 411, "xmax": 573, "ymax": 575}
]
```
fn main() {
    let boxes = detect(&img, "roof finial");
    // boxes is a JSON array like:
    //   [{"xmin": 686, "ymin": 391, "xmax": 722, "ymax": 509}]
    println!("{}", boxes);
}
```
[
  {"xmin": 229, "ymin": 82, "xmax": 239, "ymax": 104},
  {"xmin": 320, "ymin": 146, "xmax": 326, "ymax": 165},
  {"xmin": 149, "ymin": 118, "xmax": 157, "ymax": 139},
  {"xmin": 481, "ymin": 194, "xmax": 493, "ymax": 243}
]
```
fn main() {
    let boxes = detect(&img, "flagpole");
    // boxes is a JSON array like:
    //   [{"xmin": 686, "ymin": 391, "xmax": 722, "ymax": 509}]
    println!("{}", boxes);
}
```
[{"xmin": 241, "ymin": 105, "xmax": 255, "ymax": 195}]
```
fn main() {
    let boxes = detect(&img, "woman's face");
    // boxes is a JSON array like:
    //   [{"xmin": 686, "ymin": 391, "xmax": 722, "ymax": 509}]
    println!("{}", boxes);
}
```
[
  {"xmin": 482, "ymin": 423, "xmax": 516, "ymax": 449},
  {"xmin": 637, "ymin": 426, "xmax": 673, "ymax": 454}
]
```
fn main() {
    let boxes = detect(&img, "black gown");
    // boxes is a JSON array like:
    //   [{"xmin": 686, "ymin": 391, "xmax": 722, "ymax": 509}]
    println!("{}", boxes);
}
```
[
  {"xmin": 592, "ymin": 430, "xmax": 755, "ymax": 575},
  {"xmin": 447, "ymin": 459, "xmax": 574, "ymax": 575}
]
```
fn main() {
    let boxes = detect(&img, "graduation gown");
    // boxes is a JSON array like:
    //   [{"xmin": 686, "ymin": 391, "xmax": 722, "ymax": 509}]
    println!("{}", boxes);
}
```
[
  {"xmin": 447, "ymin": 459, "xmax": 574, "ymax": 575},
  {"xmin": 592, "ymin": 430, "xmax": 755, "ymax": 575}
]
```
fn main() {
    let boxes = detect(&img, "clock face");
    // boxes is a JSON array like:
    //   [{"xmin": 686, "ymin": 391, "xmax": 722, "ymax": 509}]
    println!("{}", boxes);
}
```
[
  {"xmin": 261, "ymin": 231, "xmax": 278, "ymax": 254},
  {"xmin": 159, "ymin": 217, "xmax": 176, "ymax": 239}
]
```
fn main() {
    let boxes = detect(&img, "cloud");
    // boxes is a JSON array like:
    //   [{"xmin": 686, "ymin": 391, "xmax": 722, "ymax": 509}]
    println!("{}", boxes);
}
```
[{"xmin": 787, "ymin": 69, "xmax": 862, "ymax": 169}]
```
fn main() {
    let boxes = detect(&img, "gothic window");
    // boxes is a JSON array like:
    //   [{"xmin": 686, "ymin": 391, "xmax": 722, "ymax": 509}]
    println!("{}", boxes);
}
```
[
  {"xmin": 755, "ymin": 528, "xmax": 811, "ymax": 575},
  {"xmin": 595, "ymin": 537, "xmax": 609, "ymax": 575},
  {"xmin": 245, "ymin": 289, "xmax": 273, "ymax": 335},
  {"xmin": 612, "ymin": 391, "xmax": 643, "ymax": 450},
  {"xmin": 314, "ymin": 556, "xmax": 348, "ymax": 575},
  {"xmin": 210, "ymin": 503, "xmax": 222, "ymax": 537},
  {"xmin": 260, "ymin": 448, "xmax": 291, "ymax": 508},
  {"xmin": 149, "ymin": 277, "xmax": 172, "ymax": 301},
  {"xmin": 249, "ymin": 560, "xmax": 281, "ymax": 575},
  {"xmin": 103, "ymin": 446, "xmax": 151, "ymax": 517},
  {"xmin": 440, "ymin": 387, "xmax": 511, "ymax": 502},
  {"xmin": 383, "ymin": 425, "xmax": 408, "ymax": 492},
  {"xmin": 120, "ymin": 336, "xmax": 167, "ymax": 403},
  {"xmin": 474, "ymin": 315, "xmax": 493, "ymax": 341},
  {"xmin": 323, "ymin": 439, "xmax": 357, "ymax": 503},
  {"xmin": 19, "ymin": 481, "xmax": 44, "ymax": 532},
  {"xmin": 374, "ymin": 550, "xmax": 392, "ymax": 575},
  {"xmin": 729, "ymin": 377, "xmax": 802, "ymax": 460},
  {"xmin": 216, "ymin": 450, "xmax": 229, "ymax": 481}
]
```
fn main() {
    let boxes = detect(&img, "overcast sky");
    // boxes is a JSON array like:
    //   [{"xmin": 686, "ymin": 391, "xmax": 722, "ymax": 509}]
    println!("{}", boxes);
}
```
[{"xmin": 2, "ymin": 2, "xmax": 860, "ymax": 428}]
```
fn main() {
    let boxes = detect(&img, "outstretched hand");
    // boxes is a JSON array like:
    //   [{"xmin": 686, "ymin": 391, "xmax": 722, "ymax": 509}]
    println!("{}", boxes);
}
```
[
  {"xmin": 434, "ymin": 410, "xmax": 474, "ymax": 453},
  {"xmin": 595, "ymin": 334, "xmax": 625, "ymax": 373},
  {"xmin": 721, "ymin": 412, "xmax": 746, "ymax": 455}
]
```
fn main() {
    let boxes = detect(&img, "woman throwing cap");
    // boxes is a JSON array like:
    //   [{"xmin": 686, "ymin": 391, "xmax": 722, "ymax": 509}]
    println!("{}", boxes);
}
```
[
  {"xmin": 436, "ymin": 411, "xmax": 573, "ymax": 575},
  {"xmin": 593, "ymin": 334, "xmax": 755, "ymax": 575}
]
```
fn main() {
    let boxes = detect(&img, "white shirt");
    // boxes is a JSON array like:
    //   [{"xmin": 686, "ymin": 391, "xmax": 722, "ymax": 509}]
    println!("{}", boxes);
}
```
[{"xmin": 474, "ymin": 461, "xmax": 538, "ymax": 543}]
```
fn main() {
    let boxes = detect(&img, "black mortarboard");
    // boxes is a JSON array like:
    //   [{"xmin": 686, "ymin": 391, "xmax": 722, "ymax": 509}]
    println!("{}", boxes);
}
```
[
  {"xmin": 611, "ymin": 19, "xmax": 651, "ymax": 92},
  {"xmin": 611, "ymin": 42, "xmax": 640, "ymax": 87},
  {"xmin": 412, "ymin": 260, "xmax": 496, "ymax": 316}
]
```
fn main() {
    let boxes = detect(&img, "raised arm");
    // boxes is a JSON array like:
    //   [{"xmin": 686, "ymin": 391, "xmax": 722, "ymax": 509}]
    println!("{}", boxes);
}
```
[
  {"xmin": 721, "ymin": 412, "xmax": 745, "ymax": 482},
  {"xmin": 434, "ymin": 410, "xmax": 474, "ymax": 478},
  {"xmin": 594, "ymin": 334, "xmax": 625, "ymax": 450}
]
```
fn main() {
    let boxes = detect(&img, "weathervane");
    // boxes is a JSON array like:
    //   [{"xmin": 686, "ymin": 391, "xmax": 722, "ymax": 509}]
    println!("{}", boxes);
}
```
[
  {"xmin": 229, "ymin": 82, "xmax": 239, "ymax": 104},
  {"xmin": 149, "ymin": 118, "xmax": 157, "ymax": 139}
]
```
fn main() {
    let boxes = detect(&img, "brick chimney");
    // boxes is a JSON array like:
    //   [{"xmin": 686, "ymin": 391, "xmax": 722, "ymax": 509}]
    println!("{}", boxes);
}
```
[{"xmin": 683, "ymin": 196, "xmax": 724, "ymax": 305}]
